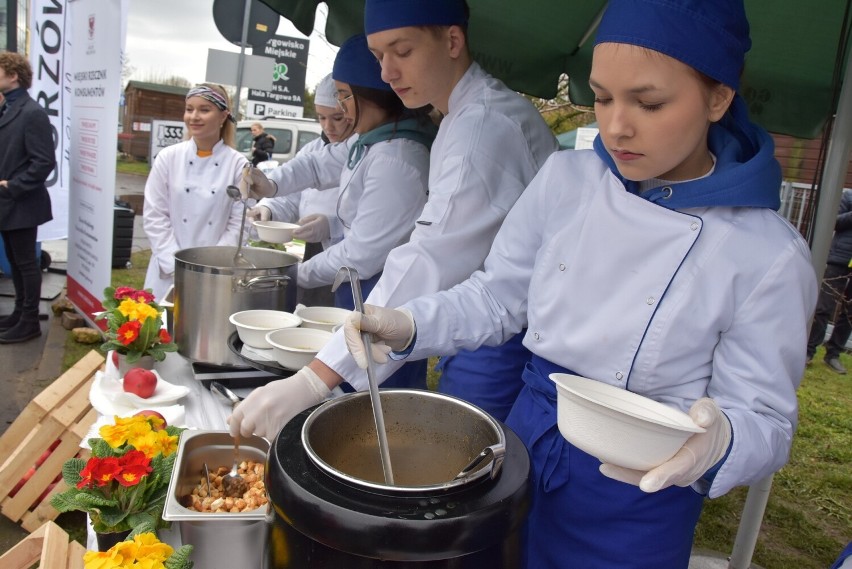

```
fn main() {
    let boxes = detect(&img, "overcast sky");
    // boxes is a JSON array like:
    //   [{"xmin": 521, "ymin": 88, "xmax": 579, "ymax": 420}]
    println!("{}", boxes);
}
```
[{"xmin": 125, "ymin": 0, "xmax": 337, "ymax": 92}]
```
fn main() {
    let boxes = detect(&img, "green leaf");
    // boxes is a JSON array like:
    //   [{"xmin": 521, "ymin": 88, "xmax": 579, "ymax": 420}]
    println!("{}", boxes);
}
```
[
  {"xmin": 61, "ymin": 458, "xmax": 87, "ymax": 485},
  {"xmin": 165, "ymin": 544, "xmax": 194, "ymax": 569},
  {"xmin": 50, "ymin": 491, "xmax": 82, "ymax": 513},
  {"xmin": 90, "ymin": 439, "xmax": 122, "ymax": 457},
  {"xmin": 78, "ymin": 493, "xmax": 119, "ymax": 508},
  {"xmin": 99, "ymin": 507, "xmax": 130, "ymax": 527}
]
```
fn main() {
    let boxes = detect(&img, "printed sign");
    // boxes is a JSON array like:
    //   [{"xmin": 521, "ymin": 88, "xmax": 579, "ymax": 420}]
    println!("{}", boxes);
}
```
[
  {"xmin": 246, "ymin": 35, "xmax": 310, "ymax": 119},
  {"xmin": 150, "ymin": 120, "xmax": 186, "ymax": 160}
]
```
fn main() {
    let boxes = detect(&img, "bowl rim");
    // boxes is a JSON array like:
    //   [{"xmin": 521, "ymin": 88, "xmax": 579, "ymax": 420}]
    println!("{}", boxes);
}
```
[
  {"xmin": 266, "ymin": 327, "xmax": 333, "ymax": 352},
  {"xmin": 550, "ymin": 373, "xmax": 705, "ymax": 434},
  {"xmin": 294, "ymin": 305, "xmax": 351, "ymax": 323},
  {"xmin": 251, "ymin": 220, "xmax": 300, "ymax": 229},
  {"xmin": 229, "ymin": 309, "xmax": 302, "ymax": 330}
]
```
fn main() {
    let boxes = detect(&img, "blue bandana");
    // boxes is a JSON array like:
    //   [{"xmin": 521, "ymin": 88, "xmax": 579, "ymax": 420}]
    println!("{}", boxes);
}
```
[
  {"xmin": 333, "ymin": 34, "xmax": 392, "ymax": 92},
  {"xmin": 365, "ymin": 0, "xmax": 468, "ymax": 35},
  {"xmin": 594, "ymin": 0, "xmax": 750, "ymax": 90}
]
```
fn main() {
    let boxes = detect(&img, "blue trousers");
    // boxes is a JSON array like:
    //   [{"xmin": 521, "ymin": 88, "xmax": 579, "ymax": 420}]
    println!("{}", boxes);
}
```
[
  {"xmin": 505, "ymin": 356, "xmax": 705, "ymax": 568},
  {"xmin": 436, "ymin": 330, "xmax": 530, "ymax": 421},
  {"xmin": 335, "ymin": 272, "xmax": 427, "ymax": 391}
]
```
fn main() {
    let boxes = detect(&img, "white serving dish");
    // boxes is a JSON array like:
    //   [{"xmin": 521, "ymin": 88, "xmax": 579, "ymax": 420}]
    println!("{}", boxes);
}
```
[
  {"xmin": 294, "ymin": 305, "xmax": 350, "ymax": 332},
  {"xmin": 265, "ymin": 327, "xmax": 333, "ymax": 370},
  {"xmin": 550, "ymin": 373, "xmax": 705, "ymax": 471},
  {"xmin": 252, "ymin": 220, "xmax": 300, "ymax": 243},
  {"xmin": 229, "ymin": 309, "xmax": 302, "ymax": 349}
]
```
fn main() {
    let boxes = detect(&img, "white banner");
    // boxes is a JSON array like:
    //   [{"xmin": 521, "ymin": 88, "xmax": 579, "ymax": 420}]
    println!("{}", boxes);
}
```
[
  {"xmin": 29, "ymin": 0, "xmax": 72, "ymax": 241},
  {"xmin": 66, "ymin": 0, "xmax": 127, "ymax": 325}
]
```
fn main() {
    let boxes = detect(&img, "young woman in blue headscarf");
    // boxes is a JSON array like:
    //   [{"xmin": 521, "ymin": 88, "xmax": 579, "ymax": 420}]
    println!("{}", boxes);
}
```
[{"xmin": 344, "ymin": 0, "xmax": 818, "ymax": 566}]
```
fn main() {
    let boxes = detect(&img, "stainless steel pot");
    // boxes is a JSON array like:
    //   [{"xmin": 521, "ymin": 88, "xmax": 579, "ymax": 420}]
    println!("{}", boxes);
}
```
[
  {"xmin": 162, "ymin": 430, "xmax": 272, "ymax": 569},
  {"xmin": 302, "ymin": 390, "xmax": 506, "ymax": 493},
  {"xmin": 173, "ymin": 246, "xmax": 299, "ymax": 365}
]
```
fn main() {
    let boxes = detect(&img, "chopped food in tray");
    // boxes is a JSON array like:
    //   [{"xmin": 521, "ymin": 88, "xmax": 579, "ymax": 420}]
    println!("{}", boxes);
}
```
[{"xmin": 181, "ymin": 460, "xmax": 268, "ymax": 513}]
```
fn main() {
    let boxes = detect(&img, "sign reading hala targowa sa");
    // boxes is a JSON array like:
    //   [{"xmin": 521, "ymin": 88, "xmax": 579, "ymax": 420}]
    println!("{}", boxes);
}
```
[{"xmin": 247, "ymin": 35, "xmax": 309, "ymax": 119}]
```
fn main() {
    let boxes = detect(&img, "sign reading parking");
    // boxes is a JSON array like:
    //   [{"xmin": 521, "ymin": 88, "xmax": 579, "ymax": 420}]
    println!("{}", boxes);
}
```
[{"xmin": 247, "ymin": 35, "xmax": 309, "ymax": 119}]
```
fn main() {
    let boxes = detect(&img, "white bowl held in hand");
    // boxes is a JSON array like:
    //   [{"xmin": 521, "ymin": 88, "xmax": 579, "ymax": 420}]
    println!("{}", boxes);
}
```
[
  {"xmin": 229, "ymin": 309, "xmax": 302, "ymax": 349},
  {"xmin": 253, "ymin": 220, "xmax": 300, "ymax": 243},
  {"xmin": 294, "ymin": 305, "xmax": 350, "ymax": 332},
  {"xmin": 266, "ymin": 327, "xmax": 334, "ymax": 370},
  {"xmin": 549, "ymin": 373, "xmax": 705, "ymax": 471}
]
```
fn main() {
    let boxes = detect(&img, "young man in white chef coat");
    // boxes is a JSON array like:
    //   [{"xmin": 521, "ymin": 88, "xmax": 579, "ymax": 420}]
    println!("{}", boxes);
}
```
[{"xmin": 228, "ymin": 0, "xmax": 558, "ymax": 439}]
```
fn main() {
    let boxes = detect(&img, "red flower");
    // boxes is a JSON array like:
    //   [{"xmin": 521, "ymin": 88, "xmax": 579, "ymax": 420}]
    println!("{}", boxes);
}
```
[
  {"xmin": 78, "ymin": 457, "xmax": 122, "ymax": 488},
  {"xmin": 133, "ymin": 290, "xmax": 155, "ymax": 304},
  {"xmin": 115, "ymin": 464, "xmax": 151, "ymax": 487},
  {"xmin": 119, "ymin": 450, "xmax": 151, "ymax": 468},
  {"xmin": 117, "ymin": 321, "xmax": 141, "ymax": 345},
  {"xmin": 113, "ymin": 286, "xmax": 137, "ymax": 300},
  {"xmin": 158, "ymin": 329, "xmax": 172, "ymax": 344}
]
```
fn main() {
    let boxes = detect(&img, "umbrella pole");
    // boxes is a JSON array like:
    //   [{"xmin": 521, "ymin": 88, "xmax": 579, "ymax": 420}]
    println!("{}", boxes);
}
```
[{"xmin": 726, "ymin": 45, "xmax": 852, "ymax": 569}]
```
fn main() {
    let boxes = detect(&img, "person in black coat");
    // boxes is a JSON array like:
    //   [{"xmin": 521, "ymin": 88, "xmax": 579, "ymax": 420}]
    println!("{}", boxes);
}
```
[
  {"xmin": 806, "ymin": 188, "xmax": 852, "ymax": 373},
  {"xmin": 0, "ymin": 51, "xmax": 55, "ymax": 343},
  {"xmin": 250, "ymin": 122, "xmax": 276, "ymax": 166}
]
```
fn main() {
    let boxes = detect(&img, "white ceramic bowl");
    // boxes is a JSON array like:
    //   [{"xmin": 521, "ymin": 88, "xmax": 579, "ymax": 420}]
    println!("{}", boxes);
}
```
[
  {"xmin": 229, "ymin": 309, "xmax": 302, "ymax": 349},
  {"xmin": 266, "ymin": 327, "xmax": 334, "ymax": 370},
  {"xmin": 253, "ymin": 220, "xmax": 300, "ymax": 243},
  {"xmin": 294, "ymin": 305, "xmax": 350, "ymax": 332},
  {"xmin": 550, "ymin": 373, "xmax": 705, "ymax": 471}
]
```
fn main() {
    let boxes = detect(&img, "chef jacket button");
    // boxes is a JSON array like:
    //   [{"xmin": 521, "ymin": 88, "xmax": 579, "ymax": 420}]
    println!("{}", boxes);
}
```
[
  {"xmin": 182, "ymin": 218, "xmax": 187, "ymax": 223},
  {"xmin": 646, "ymin": 296, "xmax": 655, "ymax": 305},
  {"xmin": 215, "ymin": 162, "xmax": 219, "ymax": 166},
  {"xmin": 185, "ymin": 188, "xmax": 189, "ymax": 193},
  {"xmin": 208, "ymin": 221, "xmax": 212, "ymax": 226},
  {"xmin": 559, "ymin": 263, "xmax": 566, "ymax": 271},
  {"xmin": 690, "ymin": 221, "xmax": 700, "ymax": 231},
  {"xmin": 189, "ymin": 161, "xmax": 193, "ymax": 165},
  {"xmin": 615, "ymin": 372, "xmax": 624, "ymax": 381},
  {"xmin": 534, "ymin": 332, "xmax": 540, "ymax": 341}
]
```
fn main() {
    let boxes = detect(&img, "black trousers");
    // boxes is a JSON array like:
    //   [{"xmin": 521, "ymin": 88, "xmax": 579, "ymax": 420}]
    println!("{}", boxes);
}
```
[
  {"xmin": 1, "ymin": 227, "xmax": 41, "ymax": 317},
  {"xmin": 807, "ymin": 262, "xmax": 852, "ymax": 359}
]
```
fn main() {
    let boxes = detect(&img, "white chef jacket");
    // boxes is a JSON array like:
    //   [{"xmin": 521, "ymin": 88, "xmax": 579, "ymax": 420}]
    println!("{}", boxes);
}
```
[
  {"xmin": 317, "ymin": 62, "xmax": 559, "ymax": 389},
  {"xmin": 400, "ymin": 150, "xmax": 818, "ymax": 498},
  {"xmin": 143, "ymin": 139, "xmax": 247, "ymax": 301},
  {"xmin": 257, "ymin": 137, "xmax": 344, "ymax": 249},
  {"xmin": 266, "ymin": 134, "xmax": 430, "ymax": 289}
]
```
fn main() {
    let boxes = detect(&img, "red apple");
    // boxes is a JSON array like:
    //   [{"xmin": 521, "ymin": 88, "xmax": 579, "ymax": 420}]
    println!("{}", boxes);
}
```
[
  {"xmin": 134, "ymin": 410, "xmax": 167, "ymax": 429},
  {"xmin": 123, "ymin": 368, "xmax": 157, "ymax": 398},
  {"xmin": 111, "ymin": 351, "xmax": 119, "ymax": 368}
]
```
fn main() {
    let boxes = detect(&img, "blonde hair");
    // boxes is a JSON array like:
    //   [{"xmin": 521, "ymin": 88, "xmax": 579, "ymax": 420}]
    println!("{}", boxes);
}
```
[{"xmin": 199, "ymin": 82, "xmax": 236, "ymax": 148}]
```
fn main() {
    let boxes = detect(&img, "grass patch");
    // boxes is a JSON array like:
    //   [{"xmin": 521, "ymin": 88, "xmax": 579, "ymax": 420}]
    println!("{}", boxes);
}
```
[{"xmin": 116, "ymin": 155, "xmax": 151, "ymax": 176}]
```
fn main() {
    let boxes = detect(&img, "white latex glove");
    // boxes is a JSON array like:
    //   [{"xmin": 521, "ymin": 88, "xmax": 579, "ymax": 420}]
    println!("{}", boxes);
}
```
[
  {"xmin": 227, "ymin": 367, "xmax": 331, "ymax": 439},
  {"xmin": 292, "ymin": 213, "xmax": 330, "ymax": 243},
  {"xmin": 246, "ymin": 205, "xmax": 271, "ymax": 222},
  {"xmin": 599, "ymin": 397, "xmax": 732, "ymax": 493},
  {"xmin": 240, "ymin": 165, "xmax": 278, "ymax": 200},
  {"xmin": 343, "ymin": 304, "xmax": 415, "ymax": 369}
]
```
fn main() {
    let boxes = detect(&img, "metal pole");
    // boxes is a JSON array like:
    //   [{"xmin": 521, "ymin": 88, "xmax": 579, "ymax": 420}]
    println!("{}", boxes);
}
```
[
  {"xmin": 234, "ymin": 0, "xmax": 252, "ymax": 121},
  {"xmin": 725, "ymin": 43, "xmax": 852, "ymax": 569}
]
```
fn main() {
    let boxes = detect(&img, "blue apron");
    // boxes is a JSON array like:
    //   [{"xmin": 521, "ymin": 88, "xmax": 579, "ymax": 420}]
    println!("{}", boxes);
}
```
[
  {"xmin": 505, "ymin": 355, "xmax": 705, "ymax": 568},
  {"xmin": 335, "ymin": 272, "xmax": 427, "ymax": 391},
  {"xmin": 436, "ymin": 330, "xmax": 530, "ymax": 421}
]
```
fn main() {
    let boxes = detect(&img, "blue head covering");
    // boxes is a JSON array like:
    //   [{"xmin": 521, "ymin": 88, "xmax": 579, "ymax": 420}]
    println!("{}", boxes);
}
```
[
  {"xmin": 333, "ymin": 34, "xmax": 392, "ymax": 92},
  {"xmin": 364, "ymin": 0, "xmax": 468, "ymax": 35},
  {"xmin": 594, "ymin": 0, "xmax": 750, "ymax": 90}
]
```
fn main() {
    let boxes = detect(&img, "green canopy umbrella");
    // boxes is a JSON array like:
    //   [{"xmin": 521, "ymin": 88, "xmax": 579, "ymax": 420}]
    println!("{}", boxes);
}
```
[
  {"xmin": 259, "ymin": 1, "xmax": 851, "ymax": 566},
  {"xmin": 262, "ymin": 0, "xmax": 850, "ymax": 140}
]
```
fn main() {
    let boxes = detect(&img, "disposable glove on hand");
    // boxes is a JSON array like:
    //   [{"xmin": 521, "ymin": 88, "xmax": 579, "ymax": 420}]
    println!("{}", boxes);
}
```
[
  {"xmin": 292, "ymin": 214, "xmax": 330, "ymax": 242},
  {"xmin": 240, "ymin": 165, "xmax": 277, "ymax": 200},
  {"xmin": 344, "ymin": 305, "xmax": 415, "ymax": 369},
  {"xmin": 227, "ymin": 366, "xmax": 331, "ymax": 439},
  {"xmin": 599, "ymin": 397, "xmax": 732, "ymax": 493},
  {"xmin": 246, "ymin": 205, "xmax": 271, "ymax": 222}
]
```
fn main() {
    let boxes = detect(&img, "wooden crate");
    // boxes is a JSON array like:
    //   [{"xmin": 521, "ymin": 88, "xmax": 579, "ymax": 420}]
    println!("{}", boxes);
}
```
[
  {"xmin": 0, "ymin": 351, "xmax": 104, "ymax": 532},
  {"xmin": 0, "ymin": 520, "xmax": 87, "ymax": 569}
]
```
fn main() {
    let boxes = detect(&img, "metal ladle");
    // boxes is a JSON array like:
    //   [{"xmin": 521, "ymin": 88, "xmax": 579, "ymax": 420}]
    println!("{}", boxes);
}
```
[
  {"xmin": 332, "ymin": 266, "xmax": 395, "ymax": 485},
  {"xmin": 212, "ymin": 381, "xmax": 249, "ymax": 497},
  {"xmin": 226, "ymin": 184, "xmax": 255, "ymax": 268}
]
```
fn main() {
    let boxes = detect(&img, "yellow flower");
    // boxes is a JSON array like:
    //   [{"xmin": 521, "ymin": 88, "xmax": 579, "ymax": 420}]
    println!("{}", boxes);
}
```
[
  {"xmin": 133, "ymin": 532, "xmax": 174, "ymax": 562},
  {"xmin": 83, "ymin": 548, "xmax": 124, "ymax": 569},
  {"xmin": 117, "ymin": 298, "xmax": 160, "ymax": 324},
  {"xmin": 129, "ymin": 431, "xmax": 162, "ymax": 459},
  {"xmin": 155, "ymin": 429, "xmax": 179, "ymax": 457},
  {"xmin": 99, "ymin": 421, "xmax": 131, "ymax": 448},
  {"xmin": 101, "ymin": 416, "xmax": 153, "ymax": 449}
]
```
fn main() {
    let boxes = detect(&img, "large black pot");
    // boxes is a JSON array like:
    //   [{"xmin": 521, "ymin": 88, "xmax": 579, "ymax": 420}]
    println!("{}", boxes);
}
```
[{"xmin": 266, "ymin": 392, "xmax": 531, "ymax": 568}]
